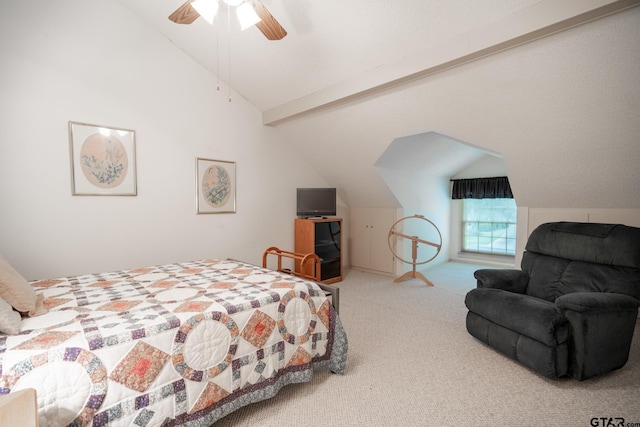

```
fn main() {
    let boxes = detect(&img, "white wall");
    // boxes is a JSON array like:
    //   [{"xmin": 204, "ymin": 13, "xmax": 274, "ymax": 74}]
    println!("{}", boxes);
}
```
[
  {"xmin": 377, "ymin": 168, "xmax": 450, "ymax": 272},
  {"xmin": 0, "ymin": 1, "xmax": 328, "ymax": 280},
  {"xmin": 452, "ymin": 156, "xmax": 508, "ymax": 181}
]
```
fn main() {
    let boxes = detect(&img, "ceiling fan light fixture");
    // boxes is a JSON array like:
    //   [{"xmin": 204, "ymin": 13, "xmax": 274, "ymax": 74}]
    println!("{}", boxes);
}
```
[
  {"xmin": 191, "ymin": 0, "xmax": 219, "ymax": 25},
  {"xmin": 237, "ymin": 2, "xmax": 262, "ymax": 30},
  {"xmin": 223, "ymin": 0, "xmax": 244, "ymax": 6}
]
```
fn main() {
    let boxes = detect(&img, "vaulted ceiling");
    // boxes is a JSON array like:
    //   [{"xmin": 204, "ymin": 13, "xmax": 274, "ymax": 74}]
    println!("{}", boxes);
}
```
[
  {"xmin": 120, "ymin": 0, "xmax": 640, "ymax": 209},
  {"xmin": 121, "ymin": 0, "xmax": 541, "ymax": 112}
]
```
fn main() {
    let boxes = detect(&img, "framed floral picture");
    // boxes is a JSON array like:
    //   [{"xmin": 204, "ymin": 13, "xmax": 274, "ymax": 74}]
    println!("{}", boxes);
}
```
[
  {"xmin": 196, "ymin": 158, "xmax": 236, "ymax": 214},
  {"xmin": 68, "ymin": 121, "xmax": 137, "ymax": 196}
]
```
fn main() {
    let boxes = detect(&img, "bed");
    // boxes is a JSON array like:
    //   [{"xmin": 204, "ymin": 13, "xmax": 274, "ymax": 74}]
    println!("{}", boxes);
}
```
[{"xmin": 0, "ymin": 258, "xmax": 348, "ymax": 426}]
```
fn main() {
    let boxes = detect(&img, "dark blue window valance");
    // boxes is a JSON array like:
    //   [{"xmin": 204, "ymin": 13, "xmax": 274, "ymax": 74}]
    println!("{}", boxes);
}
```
[{"xmin": 451, "ymin": 176, "xmax": 513, "ymax": 199}]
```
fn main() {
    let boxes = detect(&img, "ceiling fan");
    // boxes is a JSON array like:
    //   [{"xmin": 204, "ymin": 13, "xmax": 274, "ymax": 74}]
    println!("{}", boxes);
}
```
[{"xmin": 169, "ymin": 0, "xmax": 287, "ymax": 40}]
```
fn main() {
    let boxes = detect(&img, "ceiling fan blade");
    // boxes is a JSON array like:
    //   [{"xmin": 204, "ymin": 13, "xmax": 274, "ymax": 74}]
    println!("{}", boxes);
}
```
[
  {"xmin": 253, "ymin": 0, "xmax": 287, "ymax": 40},
  {"xmin": 169, "ymin": 0, "xmax": 200, "ymax": 24}
]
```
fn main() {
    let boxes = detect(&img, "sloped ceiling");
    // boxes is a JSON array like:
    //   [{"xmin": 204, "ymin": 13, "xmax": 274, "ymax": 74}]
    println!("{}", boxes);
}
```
[
  {"xmin": 374, "ymin": 132, "xmax": 498, "ymax": 219},
  {"xmin": 121, "ymin": 0, "xmax": 541, "ymax": 111},
  {"xmin": 120, "ymin": 0, "xmax": 640, "ymax": 209},
  {"xmin": 375, "ymin": 132, "xmax": 497, "ymax": 179}
]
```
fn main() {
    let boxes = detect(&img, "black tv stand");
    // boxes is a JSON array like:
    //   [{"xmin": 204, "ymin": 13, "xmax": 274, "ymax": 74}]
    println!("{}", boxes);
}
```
[{"xmin": 294, "ymin": 217, "xmax": 342, "ymax": 284}]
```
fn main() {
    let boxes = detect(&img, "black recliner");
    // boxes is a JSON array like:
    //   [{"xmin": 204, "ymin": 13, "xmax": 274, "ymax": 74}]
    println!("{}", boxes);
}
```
[{"xmin": 465, "ymin": 222, "xmax": 640, "ymax": 380}]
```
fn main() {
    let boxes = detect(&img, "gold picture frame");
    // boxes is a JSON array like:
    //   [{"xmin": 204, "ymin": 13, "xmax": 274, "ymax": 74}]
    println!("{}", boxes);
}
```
[
  {"xmin": 196, "ymin": 157, "xmax": 236, "ymax": 214},
  {"xmin": 69, "ymin": 121, "xmax": 137, "ymax": 196}
]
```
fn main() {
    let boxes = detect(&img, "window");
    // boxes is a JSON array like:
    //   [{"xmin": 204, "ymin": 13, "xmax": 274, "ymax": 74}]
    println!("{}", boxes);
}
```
[{"xmin": 462, "ymin": 198, "xmax": 517, "ymax": 255}]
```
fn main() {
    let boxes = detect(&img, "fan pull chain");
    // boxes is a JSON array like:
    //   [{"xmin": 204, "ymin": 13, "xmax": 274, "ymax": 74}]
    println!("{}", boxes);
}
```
[
  {"xmin": 227, "ymin": 5, "xmax": 232, "ymax": 102},
  {"xmin": 216, "ymin": 11, "xmax": 220, "ymax": 92}
]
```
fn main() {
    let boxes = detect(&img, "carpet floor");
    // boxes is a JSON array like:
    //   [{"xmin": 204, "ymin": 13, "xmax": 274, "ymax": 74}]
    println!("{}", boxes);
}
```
[{"xmin": 215, "ymin": 262, "xmax": 640, "ymax": 426}]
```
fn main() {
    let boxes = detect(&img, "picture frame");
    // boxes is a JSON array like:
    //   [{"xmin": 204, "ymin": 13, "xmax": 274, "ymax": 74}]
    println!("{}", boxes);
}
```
[
  {"xmin": 68, "ymin": 121, "xmax": 137, "ymax": 196},
  {"xmin": 196, "ymin": 157, "xmax": 236, "ymax": 214}
]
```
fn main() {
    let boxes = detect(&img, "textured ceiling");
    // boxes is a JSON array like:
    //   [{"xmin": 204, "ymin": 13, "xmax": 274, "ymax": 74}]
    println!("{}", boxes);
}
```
[{"xmin": 119, "ymin": 0, "xmax": 539, "ymax": 111}]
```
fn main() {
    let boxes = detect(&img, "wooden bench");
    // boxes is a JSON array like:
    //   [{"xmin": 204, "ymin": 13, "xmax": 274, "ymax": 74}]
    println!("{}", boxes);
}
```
[{"xmin": 262, "ymin": 247, "xmax": 340, "ymax": 314}]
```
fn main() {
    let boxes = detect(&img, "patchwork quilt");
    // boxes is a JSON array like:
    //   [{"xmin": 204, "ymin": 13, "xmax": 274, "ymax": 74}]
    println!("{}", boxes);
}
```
[{"xmin": 0, "ymin": 259, "xmax": 348, "ymax": 426}]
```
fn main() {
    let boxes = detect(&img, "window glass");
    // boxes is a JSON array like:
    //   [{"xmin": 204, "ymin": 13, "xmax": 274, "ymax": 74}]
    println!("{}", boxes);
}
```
[{"xmin": 462, "ymin": 198, "xmax": 516, "ymax": 255}]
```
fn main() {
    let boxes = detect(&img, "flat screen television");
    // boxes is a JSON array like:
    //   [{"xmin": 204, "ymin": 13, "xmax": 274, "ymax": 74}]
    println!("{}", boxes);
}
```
[{"xmin": 296, "ymin": 188, "xmax": 336, "ymax": 217}]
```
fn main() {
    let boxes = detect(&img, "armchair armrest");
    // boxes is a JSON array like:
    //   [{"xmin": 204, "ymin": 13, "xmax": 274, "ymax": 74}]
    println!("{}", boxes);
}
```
[
  {"xmin": 473, "ymin": 269, "xmax": 529, "ymax": 293},
  {"xmin": 556, "ymin": 292, "xmax": 640, "ymax": 314},
  {"xmin": 555, "ymin": 292, "xmax": 639, "ymax": 380}
]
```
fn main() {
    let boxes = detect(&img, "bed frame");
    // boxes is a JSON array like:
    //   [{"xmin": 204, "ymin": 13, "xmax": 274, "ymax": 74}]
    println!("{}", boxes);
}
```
[{"xmin": 262, "ymin": 247, "xmax": 340, "ymax": 314}]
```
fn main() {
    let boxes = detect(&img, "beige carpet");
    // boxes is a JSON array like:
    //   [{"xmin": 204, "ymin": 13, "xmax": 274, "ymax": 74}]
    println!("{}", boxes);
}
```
[{"xmin": 216, "ymin": 263, "xmax": 640, "ymax": 426}]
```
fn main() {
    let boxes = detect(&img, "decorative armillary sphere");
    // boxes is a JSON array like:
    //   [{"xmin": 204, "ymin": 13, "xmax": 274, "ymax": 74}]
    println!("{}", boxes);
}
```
[{"xmin": 387, "ymin": 214, "xmax": 442, "ymax": 286}]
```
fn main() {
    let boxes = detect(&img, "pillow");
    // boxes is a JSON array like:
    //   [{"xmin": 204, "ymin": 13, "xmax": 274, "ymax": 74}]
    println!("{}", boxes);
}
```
[
  {"xmin": 0, "ymin": 295, "xmax": 22, "ymax": 335},
  {"xmin": 0, "ymin": 255, "xmax": 37, "ymax": 313}
]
